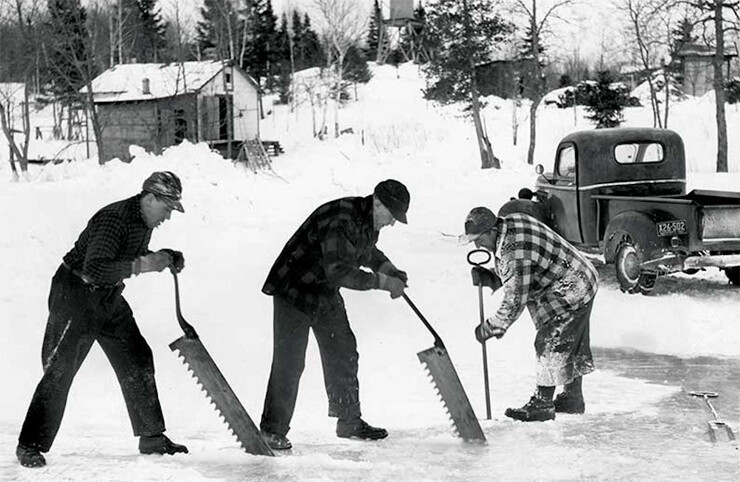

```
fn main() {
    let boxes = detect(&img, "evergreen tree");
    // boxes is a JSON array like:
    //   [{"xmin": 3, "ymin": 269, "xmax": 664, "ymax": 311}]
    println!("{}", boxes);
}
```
[
  {"xmin": 519, "ymin": 24, "xmax": 546, "ymax": 62},
  {"xmin": 275, "ymin": 12, "xmax": 293, "ymax": 103},
  {"xmin": 366, "ymin": 0, "xmax": 381, "ymax": 61},
  {"xmin": 669, "ymin": 17, "xmax": 696, "ymax": 85},
  {"xmin": 422, "ymin": 0, "xmax": 513, "ymax": 169},
  {"xmin": 133, "ymin": 0, "xmax": 168, "ymax": 62},
  {"xmin": 259, "ymin": 0, "xmax": 279, "ymax": 89},
  {"xmin": 301, "ymin": 13, "xmax": 323, "ymax": 69},
  {"xmin": 344, "ymin": 44, "xmax": 373, "ymax": 85},
  {"xmin": 582, "ymin": 70, "xmax": 630, "ymax": 128},
  {"xmin": 197, "ymin": 0, "xmax": 238, "ymax": 60},
  {"xmin": 45, "ymin": 0, "xmax": 91, "ymax": 103}
]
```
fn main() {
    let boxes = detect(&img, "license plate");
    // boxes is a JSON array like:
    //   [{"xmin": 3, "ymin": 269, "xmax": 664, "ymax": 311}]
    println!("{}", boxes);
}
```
[{"xmin": 657, "ymin": 220, "xmax": 687, "ymax": 236}]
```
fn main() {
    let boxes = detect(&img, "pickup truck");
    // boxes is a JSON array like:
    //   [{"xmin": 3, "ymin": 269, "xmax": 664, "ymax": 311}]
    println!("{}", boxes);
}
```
[{"xmin": 499, "ymin": 127, "xmax": 740, "ymax": 293}]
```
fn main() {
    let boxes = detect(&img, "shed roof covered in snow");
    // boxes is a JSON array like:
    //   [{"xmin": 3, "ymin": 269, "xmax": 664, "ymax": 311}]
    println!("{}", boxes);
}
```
[
  {"xmin": 676, "ymin": 42, "xmax": 738, "ymax": 59},
  {"xmin": 84, "ymin": 60, "xmax": 254, "ymax": 103}
]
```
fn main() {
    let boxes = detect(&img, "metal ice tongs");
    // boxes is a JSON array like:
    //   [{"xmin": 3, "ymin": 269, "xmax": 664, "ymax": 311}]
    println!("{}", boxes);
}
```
[{"xmin": 689, "ymin": 391, "xmax": 736, "ymax": 442}]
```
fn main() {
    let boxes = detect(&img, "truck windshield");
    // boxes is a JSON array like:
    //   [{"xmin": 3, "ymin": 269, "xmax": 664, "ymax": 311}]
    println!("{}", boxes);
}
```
[{"xmin": 614, "ymin": 142, "xmax": 664, "ymax": 164}]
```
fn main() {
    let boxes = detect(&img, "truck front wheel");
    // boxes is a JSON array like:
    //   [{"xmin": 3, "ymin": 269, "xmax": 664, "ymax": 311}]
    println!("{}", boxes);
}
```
[{"xmin": 615, "ymin": 242, "xmax": 657, "ymax": 294}]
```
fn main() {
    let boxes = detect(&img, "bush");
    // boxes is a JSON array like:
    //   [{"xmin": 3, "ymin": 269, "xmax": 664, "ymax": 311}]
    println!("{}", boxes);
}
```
[{"xmin": 726, "ymin": 78, "xmax": 740, "ymax": 104}]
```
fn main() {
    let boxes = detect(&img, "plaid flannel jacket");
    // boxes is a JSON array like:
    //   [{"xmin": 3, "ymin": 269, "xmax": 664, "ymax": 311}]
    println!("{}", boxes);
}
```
[
  {"xmin": 262, "ymin": 195, "xmax": 390, "ymax": 315},
  {"xmin": 62, "ymin": 195, "xmax": 152, "ymax": 286},
  {"xmin": 490, "ymin": 213, "xmax": 598, "ymax": 331}
]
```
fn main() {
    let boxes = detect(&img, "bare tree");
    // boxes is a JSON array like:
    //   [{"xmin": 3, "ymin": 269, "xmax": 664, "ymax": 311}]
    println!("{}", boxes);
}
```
[
  {"xmin": 312, "ymin": 0, "xmax": 367, "ymax": 138},
  {"xmin": 513, "ymin": 0, "xmax": 573, "ymax": 165},
  {"xmin": 0, "ymin": 0, "xmax": 43, "ymax": 176},
  {"xmin": 689, "ymin": 0, "xmax": 739, "ymax": 172},
  {"xmin": 615, "ymin": 0, "xmax": 677, "ymax": 128}
]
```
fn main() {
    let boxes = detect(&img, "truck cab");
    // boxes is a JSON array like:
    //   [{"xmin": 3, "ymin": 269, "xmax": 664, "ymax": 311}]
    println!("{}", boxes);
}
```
[{"xmin": 501, "ymin": 128, "xmax": 740, "ymax": 293}]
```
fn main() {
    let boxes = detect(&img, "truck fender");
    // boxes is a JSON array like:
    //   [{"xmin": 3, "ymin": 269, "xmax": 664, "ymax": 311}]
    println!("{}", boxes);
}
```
[
  {"xmin": 603, "ymin": 211, "xmax": 661, "ymax": 263},
  {"xmin": 498, "ymin": 198, "xmax": 551, "ymax": 227}
]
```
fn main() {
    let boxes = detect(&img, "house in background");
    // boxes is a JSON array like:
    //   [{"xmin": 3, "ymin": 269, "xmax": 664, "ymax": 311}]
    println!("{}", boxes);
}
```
[
  {"xmin": 85, "ymin": 60, "xmax": 260, "ymax": 162},
  {"xmin": 475, "ymin": 43, "xmax": 541, "ymax": 100},
  {"xmin": 675, "ymin": 42, "xmax": 738, "ymax": 97}
]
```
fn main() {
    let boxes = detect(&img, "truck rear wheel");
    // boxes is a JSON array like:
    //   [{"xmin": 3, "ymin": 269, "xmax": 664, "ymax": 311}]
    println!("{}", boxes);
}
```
[{"xmin": 615, "ymin": 242, "xmax": 656, "ymax": 294}]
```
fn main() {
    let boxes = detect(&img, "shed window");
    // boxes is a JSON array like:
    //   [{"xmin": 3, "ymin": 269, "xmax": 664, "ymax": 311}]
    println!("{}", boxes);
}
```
[{"xmin": 614, "ymin": 142, "xmax": 664, "ymax": 164}]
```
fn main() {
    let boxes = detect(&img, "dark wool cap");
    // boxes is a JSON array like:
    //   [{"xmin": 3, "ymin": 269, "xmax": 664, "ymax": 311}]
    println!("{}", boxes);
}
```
[
  {"xmin": 374, "ymin": 179, "xmax": 410, "ymax": 224},
  {"xmin": 459, "ymin": 206, "xmax": 498, "ymax": 244},
  {"xmin": 142, "ymin": 171, "xmax": 184, "ymax": 212}
]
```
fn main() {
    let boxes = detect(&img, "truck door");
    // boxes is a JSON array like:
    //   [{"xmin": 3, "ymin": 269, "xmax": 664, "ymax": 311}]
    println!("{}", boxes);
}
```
[{"xmin": 549, "ymin": 143, "xmax": 583, "ymax": 243}]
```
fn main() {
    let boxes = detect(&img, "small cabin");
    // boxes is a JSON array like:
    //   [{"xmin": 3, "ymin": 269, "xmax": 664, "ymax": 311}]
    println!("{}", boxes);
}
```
[
  {"xmin": 85, "ymin": 60, "xmax": 260, "ymax": 162},
  {"xmin": 675, "ymin": 43, "xmax": 738, "ymax": 97}
]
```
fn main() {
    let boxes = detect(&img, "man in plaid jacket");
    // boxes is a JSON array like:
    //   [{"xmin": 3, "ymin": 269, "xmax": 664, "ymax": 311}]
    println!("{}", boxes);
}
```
[
  {"xmin": 16, "ymin": 172, "xmax": 188, "ymax": 468},
  {"xmin": 461, "ymin": 207, "xmax": 598, "ymax": 422},
  {"xmin": 259, "ymin": 180, "xmax": 410, "ymax": 450}
]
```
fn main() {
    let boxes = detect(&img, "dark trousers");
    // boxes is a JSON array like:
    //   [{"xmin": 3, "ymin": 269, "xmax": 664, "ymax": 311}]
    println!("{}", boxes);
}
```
[
  {"xmin": 260, "ymin": 294, "xmax": 361, "ymax": 436},
  {"xmin": 18, "ymin": 265, "xmax": 166, "ymax": 452}
]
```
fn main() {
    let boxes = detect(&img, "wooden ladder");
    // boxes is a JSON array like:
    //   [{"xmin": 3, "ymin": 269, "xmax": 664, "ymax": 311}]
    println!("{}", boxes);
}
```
[{"xmin": 237, "ymin": 137, "xmax": 272, "ymax": 172}]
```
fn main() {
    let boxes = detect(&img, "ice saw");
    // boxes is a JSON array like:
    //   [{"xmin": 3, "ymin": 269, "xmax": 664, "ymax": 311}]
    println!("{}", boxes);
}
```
[
  {"xmin": 402, "ymin": 293, "xmax": 486, "ymax": 442},
  {"xmin": 168, "ymin": 272, "xmax": 274, "ymax": 456}
]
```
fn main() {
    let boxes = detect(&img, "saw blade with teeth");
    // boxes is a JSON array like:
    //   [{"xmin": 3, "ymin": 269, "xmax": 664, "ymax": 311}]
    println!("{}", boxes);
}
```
[
  {"xmin": 417, "ymin": 346, "xmax": 486, "ymax": 443},
  {"xmin": 170, "ymin": 337, "xmax": 274, "ymax": 456}
]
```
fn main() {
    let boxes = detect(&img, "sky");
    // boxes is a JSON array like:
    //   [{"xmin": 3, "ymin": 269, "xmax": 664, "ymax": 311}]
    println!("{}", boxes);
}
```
[{"xmin": 1, "ymin": 61, "xmax": 740, "ymax": 480}]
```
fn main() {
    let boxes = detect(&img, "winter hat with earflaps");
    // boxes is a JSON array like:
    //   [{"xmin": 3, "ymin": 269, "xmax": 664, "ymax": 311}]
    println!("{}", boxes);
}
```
[
  {"xmin": 142, "ymin": 171, "xmax": 184, "ymax": 213},
  {"xmin": 459, "ymin": 206, "xmax": 499, "ymax": 244},
  {"xmin": 374, "ymin": 179, "xmax": 410, "ymax": 224}
]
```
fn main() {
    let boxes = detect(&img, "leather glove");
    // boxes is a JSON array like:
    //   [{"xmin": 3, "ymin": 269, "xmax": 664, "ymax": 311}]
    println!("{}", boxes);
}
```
[
  {"xmin": 379, "ymin": 261, "xmax": 408, "ymax": 284},
  {"xmin": 471, "ymin": 266, "xmax": 502, "ymax": 292},
  {"xmin": 377, "ymin": 272, "xmax": 406, "ymax": 299},
  {"xmin": 133, "ymin": 251, "xmax": 172, "ymax": 275},
  {"xmin": 475, "ymin": 319, "xmax": 506, "ymax": 343},
  {"xmin": 161, "ymin": 248, "xmax": 185, "ymax": 273}
]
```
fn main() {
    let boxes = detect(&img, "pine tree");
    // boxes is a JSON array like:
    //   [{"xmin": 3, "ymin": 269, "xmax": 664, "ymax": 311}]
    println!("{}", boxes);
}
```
[
  {"xmin": 422, "ymin": 0, "xmax": 513, "ymax": 169},
  {"xmin": 133, "ymin": 0, "xmax": 168, "ymax": 62},
  {"xmin": 366, "ymin": 0, "xmax": 381, "ymax": 60},
  {"xmin": 197, "ymin": 0, "xmax": 238, "ymax": 60},
  {"xmin": 275, "ymin": 12, "xmax": 293, "ymax": 103},
  {"xmin": 582, "ymin": 70, "xmax": 630, "ymax": 128},
  {"xmin": 45, "ymin": 0, "xmax": 91, "ymax": 103},
  {"xmin": 344, "ymin": 44, "xmax": 373, "ymax": 85},
  {"xmin": 519, "ymin": 24, "xmax": 546, "ymax": 62},
  {"xmin": 669, "ymin": 17, "xmax": 696, "ymax": 85},
  {"xmin": 259, "ymin": 0, "xmax": 279, "ymax": 89}
]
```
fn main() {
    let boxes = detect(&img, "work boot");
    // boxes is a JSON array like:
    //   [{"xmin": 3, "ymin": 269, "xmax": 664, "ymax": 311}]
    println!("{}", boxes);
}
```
[
  {"xmin": 336, "ymin": 418, "xmax": 388, "ymax": 440},
  {"xmin": 16, "ymin": 444, "xmax": 46, "ymax": 468},
  {"xmin": 139, "ymin": 434, "xmax": 188, "ymax": 455},
  {"xmin": 504, "ymin": 396, "xmax": 556, "ymax": 422},
  {"xmin": 554, "ymin": 392, "xmax": 586, "ymax": 414},
  {"xmin": 261, "ymin": 431, "xmax": 292, "ymax": 450}
]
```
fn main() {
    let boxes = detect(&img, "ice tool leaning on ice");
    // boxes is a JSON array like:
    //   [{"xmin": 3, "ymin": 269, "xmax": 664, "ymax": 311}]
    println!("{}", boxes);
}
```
[
  {"xmin": 16, "ymin": 171, "xmax": 188, "ymax": 468},
  {"xmin": 259, "ymin": 179, "xmax": 410, "ymax": 450},
  {"xmin": 460, "ymin": 207, "xmax": 599, "ymax": 422}
]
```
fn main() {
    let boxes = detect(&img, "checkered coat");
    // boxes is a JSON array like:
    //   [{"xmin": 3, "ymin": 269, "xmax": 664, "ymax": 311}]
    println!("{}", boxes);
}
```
[
  {"xmin": 489, "ymin": 213, "xmax": 598, "ymax": 331},
  {"xmin": 262, "ymin": 195, "xmax": 391, "ymax": 315}
]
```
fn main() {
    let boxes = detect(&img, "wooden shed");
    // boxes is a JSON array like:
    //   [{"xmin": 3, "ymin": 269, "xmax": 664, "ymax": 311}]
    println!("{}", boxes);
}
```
[
  {"xmin": 675, "ymin": 43, "xmax": 738, "ymax": 97},
  {"xmin": 85, "ymin": 60, "xmax": 260, "ymax": 162}
]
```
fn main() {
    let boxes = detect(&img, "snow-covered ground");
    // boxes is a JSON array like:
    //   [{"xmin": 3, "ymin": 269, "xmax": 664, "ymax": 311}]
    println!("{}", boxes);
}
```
[{"xmin": 1, "ymin": 63, "xmax": 740, "ymax": 481}]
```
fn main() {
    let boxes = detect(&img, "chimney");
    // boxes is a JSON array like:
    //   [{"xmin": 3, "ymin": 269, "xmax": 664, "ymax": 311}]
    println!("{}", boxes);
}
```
[{"xmin": 142, "ymin": 78, "xmax": 150, "ymax": 95}]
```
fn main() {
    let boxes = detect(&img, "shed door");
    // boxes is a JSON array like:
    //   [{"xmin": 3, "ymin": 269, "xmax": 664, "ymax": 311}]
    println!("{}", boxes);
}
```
[{"xmin": 218, "ymin": 95, "xmax": 233, "ymax": 140}]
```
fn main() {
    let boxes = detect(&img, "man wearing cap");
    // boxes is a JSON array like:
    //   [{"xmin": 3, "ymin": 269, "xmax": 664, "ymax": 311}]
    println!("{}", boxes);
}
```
[
  {"xmin": 259, "ymin": 179, "xmax": 410, "ymax": 450},
  {"xmin": 461, "ymin": 208, "xmax": 598, "ymax": 422},
  {"xmin": 16, "ymin": 171, "xmax": 189, "ymax": 468}
]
